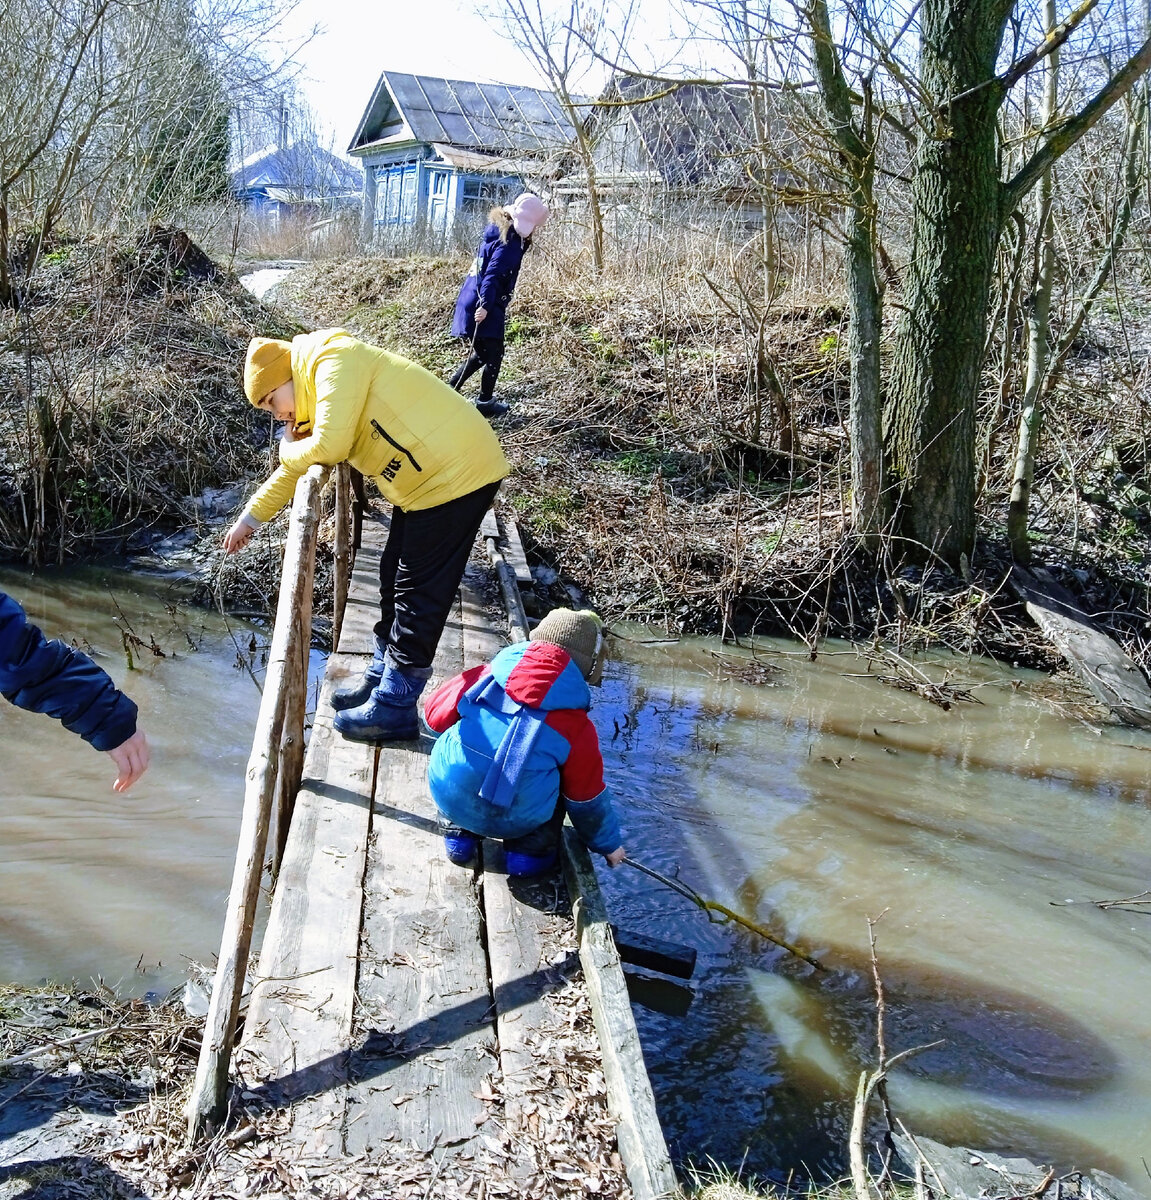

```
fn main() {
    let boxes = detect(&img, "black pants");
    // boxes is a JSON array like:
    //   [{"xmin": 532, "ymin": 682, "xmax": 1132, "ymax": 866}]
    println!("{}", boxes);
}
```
[
  {"xmin": 449, "ymin": 334, "xmax": 504, "ymax": 402},
  {"xmin": 374, "ymin": 479, "xmax": 502, "ymax": 670}
]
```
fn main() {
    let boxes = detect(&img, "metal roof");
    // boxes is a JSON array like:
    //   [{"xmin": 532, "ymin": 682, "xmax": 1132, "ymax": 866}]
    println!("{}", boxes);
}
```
[
  {"xmin": 349, "ymin": 72, "xmax": 576, "ymax": 157},
  {"xmin": 231, "ymin": 141, "xmax": 361, "ymax": 197},
  {"xmin": 604, "ymin": 76, "xmax": 761, "ymax": 188}
]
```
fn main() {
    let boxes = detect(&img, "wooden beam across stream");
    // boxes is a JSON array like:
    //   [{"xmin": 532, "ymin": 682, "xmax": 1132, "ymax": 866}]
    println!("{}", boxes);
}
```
[{"xmin": 235, "ymin": 509, "xmax": 680, "ymax": 1197}]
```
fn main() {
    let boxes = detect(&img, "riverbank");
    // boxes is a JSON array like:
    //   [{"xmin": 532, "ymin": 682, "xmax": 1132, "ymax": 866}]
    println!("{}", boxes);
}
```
[
  {"xmin": 4, "ymin": 229, "xmax": 1151, "ymax": 1197},
  {"xmin": 4, "ymin": 228, "xmax": 1150, "ymax": 693}
]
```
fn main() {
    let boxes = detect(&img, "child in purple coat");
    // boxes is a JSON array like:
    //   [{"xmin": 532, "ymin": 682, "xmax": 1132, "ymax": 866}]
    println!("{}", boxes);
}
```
[{"xmin": 448, "ymin": 193, "xmax": 550, "ymax": 418}]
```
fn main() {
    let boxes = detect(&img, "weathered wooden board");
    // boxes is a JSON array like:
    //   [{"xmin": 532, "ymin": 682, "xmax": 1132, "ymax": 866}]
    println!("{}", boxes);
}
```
[
  {"xmin": 461, "ymin": 577, "xmax": 563, "ymax": 1136},
  {"xmin": 342, "ymin": 592, "xmax": 495, "ymax": 1159},
  {"xmin": 336, "ymin": 513, "xmax": 388, "ymax": 655},
  {"xmin": 562, "ymin": 829, "xmax": 680, "ymax": 1200},
  {"xmin": 498, "ymin": 514, "xmax": 533, "ymax": 585},
  {"xmin": 1011, "ymin": 565, "xmax": 1151, "ymax": 728},
  {"xmin": 237, "ymin": 656, "xmax": 376, "ymax": 1154}
]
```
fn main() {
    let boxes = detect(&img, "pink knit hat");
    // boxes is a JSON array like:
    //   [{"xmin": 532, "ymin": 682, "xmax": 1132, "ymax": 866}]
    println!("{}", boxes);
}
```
[{"xmin": 509, "ymin": 193, "xmax": 550, "ymax": 238}]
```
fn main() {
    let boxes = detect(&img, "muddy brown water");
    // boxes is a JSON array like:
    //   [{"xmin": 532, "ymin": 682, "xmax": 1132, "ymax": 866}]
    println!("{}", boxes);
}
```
[{"xmin": 2, "ymin": 569, "xmax": 1149, "ymax": 1186}]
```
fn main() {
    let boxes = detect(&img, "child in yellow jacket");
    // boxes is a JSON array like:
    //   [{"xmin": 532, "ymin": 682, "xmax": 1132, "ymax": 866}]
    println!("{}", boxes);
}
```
[{"xmin": 224, "ymin": 329, "xmax": 509, "ymax": 742}]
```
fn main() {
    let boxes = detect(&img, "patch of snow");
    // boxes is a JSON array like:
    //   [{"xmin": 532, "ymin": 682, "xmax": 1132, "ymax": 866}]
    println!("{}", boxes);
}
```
[{"xmin": 240, "ymin": 268, "xmax": 291, "ymax": 299}]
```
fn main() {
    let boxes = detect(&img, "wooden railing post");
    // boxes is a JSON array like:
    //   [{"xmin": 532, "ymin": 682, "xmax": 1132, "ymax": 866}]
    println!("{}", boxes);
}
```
[
  {"xmin": 333, "ymin": 463, "xmax": 352, "ymax": 650},
  {"xmin": 186, "ymin": 465, "xmax": 329, "ymax": 1139}
]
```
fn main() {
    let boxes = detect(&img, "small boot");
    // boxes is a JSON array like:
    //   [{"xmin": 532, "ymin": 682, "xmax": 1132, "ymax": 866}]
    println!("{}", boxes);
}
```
[
  {"xmin": 475, "ymin": 397, "xmax": 509, "ymax": 419},
  {"xmin": 505, "ymin": 847, "xmax": 558, "ymax": 877},
  {"xmin": 334, "ymin": 661, "xmax": 431, "ymax": 743},
  {"xmin": 504, "ymin": 813, "xmax": 562, "ymax": 877},
  {"xmin": 330, "ymin": 635, "xmax": 388, "ymax": 711},
  {"xmin": 441, "ymin": 825, "xmax": 479, "ymax": 866}
]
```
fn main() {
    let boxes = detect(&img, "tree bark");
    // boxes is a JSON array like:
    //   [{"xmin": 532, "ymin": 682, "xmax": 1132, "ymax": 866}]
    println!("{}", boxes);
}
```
[
  {"xmin": 806, "ymin": 0, "xmax": 886, "ymax": 542},
  {"xmin": 1007, "ymin": 0, "xmax": 1059, "ymax": 564},
  {"xmin": 886, "ymin": 0, "xmax": 1011, "ymax": 564}
]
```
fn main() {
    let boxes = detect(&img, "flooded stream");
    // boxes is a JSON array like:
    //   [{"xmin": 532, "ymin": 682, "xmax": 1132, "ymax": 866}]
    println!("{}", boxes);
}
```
[
  {"xmin": 2, "ymin": 568, "xmax": 1148, "ymax": 1186},
  {"xmin": 594, "ymin": 633, "xmax": 1151, "ymax": 1187},
  {"xmin": 0, "ymin": 565, "xmax": 264, "ymax": 993}
]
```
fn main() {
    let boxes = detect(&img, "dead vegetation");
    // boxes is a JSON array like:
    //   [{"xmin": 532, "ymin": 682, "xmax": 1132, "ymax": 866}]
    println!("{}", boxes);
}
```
[
  {"xmin": 3, "ymin": 226, "xmax": 1150, "ymax": 682},
  {"xmin": 269, "ymin": 243, "xmax": 1151, "ymax": 677},
  {"xmin": 0, "ymin": 919, "xmax": 630, "ymax": 1199},
  {"xmin": 0, "ymin": 226, "xmax": 298, "ymax": 568}
]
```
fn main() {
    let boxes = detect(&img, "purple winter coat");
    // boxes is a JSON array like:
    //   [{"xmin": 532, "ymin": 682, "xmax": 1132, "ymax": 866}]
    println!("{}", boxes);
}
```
[{"xmin": 451, "ymin": 223, "xmax": 528, "ymax": 340}]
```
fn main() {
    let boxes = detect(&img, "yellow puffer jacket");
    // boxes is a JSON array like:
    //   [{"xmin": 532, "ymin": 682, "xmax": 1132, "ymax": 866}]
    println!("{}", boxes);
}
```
[{"xmin": 244, "ymin": 329, "xmax": 510, "ymax": 522}]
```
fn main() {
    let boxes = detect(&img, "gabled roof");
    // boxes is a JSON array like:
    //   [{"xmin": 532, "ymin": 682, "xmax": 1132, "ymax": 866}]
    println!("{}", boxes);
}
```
[
  {"xmin": 348, "ymin": 71, "xmax": 575, "ymax": 158},
  {"xmin": 232, "ymin": 141, "xmax": 361, "ymax": 197},
  {"xmin": 601, "ymin": 75, "xmax": 759, "ymax": 188}
]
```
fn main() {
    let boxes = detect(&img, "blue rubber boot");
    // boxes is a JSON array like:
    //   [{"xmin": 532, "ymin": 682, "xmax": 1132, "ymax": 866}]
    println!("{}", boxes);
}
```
[
  {"xmin": 334, "ymin": 661, "xmax": 431, "ymax": 743},
  {"xmin": 505, "ymin": 848, "xmax": 558, "ymax": 877},
  {"xmin": 330, "ymin": 635, "xmax": 388, "ymax": 711},
  {"xmin": 504, "ymin": 807, "xmax": 563, "ymax": 877},
  {"xmin": 443, "ymin": 830, "xmax": 480, "ymax": 866}
]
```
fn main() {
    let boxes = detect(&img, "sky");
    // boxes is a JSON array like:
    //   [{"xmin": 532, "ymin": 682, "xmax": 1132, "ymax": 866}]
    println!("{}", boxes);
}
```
[
  {"xmin": 275, "ymin": 0, "xmax": 575, "ymax": 155},
  {"xmin": 272, "ymin": 0, "xmax": 689, "ymax": 157}
]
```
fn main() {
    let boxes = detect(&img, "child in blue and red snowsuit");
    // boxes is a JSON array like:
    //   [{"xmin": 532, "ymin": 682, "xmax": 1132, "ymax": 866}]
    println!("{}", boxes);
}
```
[
  {"xmin": 423, "ymin": 608, "xmax": 626, "ymax": 877},
  {"xmin": 448, "ymin": 193, "xmax": 550, "ymax": 419}
]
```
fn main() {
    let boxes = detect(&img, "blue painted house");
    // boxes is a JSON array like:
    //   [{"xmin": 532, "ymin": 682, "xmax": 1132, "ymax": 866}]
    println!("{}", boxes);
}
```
[
  {"xmin": 347, "ymin": 72, "xmax": 574, "ymax": 242},
  {"xmin": 232, "ymin": 140, "xmax": 361, "ymax": 222}
]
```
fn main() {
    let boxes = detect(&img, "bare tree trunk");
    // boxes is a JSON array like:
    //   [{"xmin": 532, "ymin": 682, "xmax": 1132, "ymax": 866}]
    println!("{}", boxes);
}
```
[
  {"xmin": 886, "ymin": 0, "xmax": 1010, "ymax": 565},
  {"xmin": 806, "ymin": 0, "xmax": 886, "ymax": 543},
  {"xmin": 1007, "ymin": 0, "xmax": 1059, "ymax": 564},
  {"xmin": 0, "ymin": 189, "xmax": 11, "ymax": 308},
  {"xmin": 572, "ymin": 118, "xmax": 605, "ymax": 272}
]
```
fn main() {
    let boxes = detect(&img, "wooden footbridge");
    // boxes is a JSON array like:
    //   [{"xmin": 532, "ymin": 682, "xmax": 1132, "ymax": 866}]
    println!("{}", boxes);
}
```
[{"xmin": 185, "ymin": 466, "xmax": 682, "ymax": 1199}]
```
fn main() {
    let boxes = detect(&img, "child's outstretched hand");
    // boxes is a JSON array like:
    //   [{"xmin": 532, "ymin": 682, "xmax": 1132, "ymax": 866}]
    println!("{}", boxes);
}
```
[
  {"xmin": 605, "ymin": 847, "xmax": 626, "ymax": 868},
  {"xmin": 223, "ymin": 516, "xmax": 257, "ymax": 554},
  {"xmin": 108, "ymin": 729, "xmax": 150, "ymax": 792}
]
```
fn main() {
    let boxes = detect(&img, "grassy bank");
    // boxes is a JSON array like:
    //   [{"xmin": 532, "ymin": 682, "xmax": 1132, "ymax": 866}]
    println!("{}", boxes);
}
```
[{"xmin": 4, "ymin": 224, "xmax": 1151, "ymax": 690}]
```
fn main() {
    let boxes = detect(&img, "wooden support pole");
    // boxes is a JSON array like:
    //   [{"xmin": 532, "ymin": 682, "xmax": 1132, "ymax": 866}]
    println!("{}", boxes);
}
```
[
  {"xmin": 332, "ymin": 463, "xmax": 352, "ymax": 650},
  {"xmin": 185, "ymin": 465, "xmax": 329, "ymax": 1140},
  {"xmin": 272, "ymin": 639, "xmax": 308, "ymax": 874}
]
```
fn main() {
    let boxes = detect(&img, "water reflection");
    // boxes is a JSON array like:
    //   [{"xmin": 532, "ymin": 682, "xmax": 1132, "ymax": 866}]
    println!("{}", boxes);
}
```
[{"xmin": 595, "ymin": 632, "xmax": 1151, "ymax": 1187}]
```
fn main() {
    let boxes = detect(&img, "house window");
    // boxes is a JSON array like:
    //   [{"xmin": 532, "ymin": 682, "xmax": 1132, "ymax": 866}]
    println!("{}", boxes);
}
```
[{"xmin": 460, "ymin": 175, "xmax": 520, "ymax": 213}]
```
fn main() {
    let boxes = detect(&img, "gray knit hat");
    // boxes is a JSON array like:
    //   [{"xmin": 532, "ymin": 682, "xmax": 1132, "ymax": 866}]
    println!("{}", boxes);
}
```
[{"xmin": 529, "ymin": 608, "xmax": 604, "ymax": 684}]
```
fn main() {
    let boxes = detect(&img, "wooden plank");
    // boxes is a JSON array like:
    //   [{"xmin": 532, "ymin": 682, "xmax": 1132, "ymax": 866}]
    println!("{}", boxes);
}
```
[
  {"xmin": 498, "ymin": 514, "xmax": 533, "ymax": 585},
  {"xmin": 612, "ymin": 926, "xmax": 697, "ymax": 980},
  {"xmin": 336, "ymin": 513, "xmax": 389, "ymax": 655},
  {"xmin": 1011, "ymin": 565, "xmax": 1151, "ymax": 728},
  {"xmin": 237, "ymin": 662, "xmax": 376, "ymax": 1153},
  {"xmin": 479, "ymin": 507, "xmax": 500, "ymax": 541},
  {"xmin": 562, "ymin": 828, "xmax": 679, "ymax": 1200},
  {"xmin": 342, "ymin": 592, "xmax": 495, "ymax": 1158}
]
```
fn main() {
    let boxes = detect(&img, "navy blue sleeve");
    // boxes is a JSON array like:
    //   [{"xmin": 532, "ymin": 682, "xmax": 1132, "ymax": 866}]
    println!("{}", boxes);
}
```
[
  {"xmin": 0, "ymin": 591, "xmax": 138, "ymax": 752},
  {"xmin": 478, "ymin": 236, "xmax": 525, "ymax": 310}
]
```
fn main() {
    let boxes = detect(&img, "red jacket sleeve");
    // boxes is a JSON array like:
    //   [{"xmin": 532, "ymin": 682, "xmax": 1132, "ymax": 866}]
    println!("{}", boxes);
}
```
[
  {"xmin": 424, "ymin": 663, "xmax": 489, "ymax": 733},
  {"xmin": 547, "ymin": 710, "xmax": 606, "ymax": 802}
]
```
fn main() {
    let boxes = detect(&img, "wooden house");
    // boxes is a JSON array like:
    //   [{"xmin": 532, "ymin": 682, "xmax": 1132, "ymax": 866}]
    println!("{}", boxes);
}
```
[
  {"xmin": 569, "ymin": 74, "xmax": 781, "ymax": 225},
  {"xmin": 347, "ymin": 72, "xmax": 573, "ymax": 241},
  {"xmin": 232, "ymin": 140, "xmax": 362, "ymax": 223}
]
